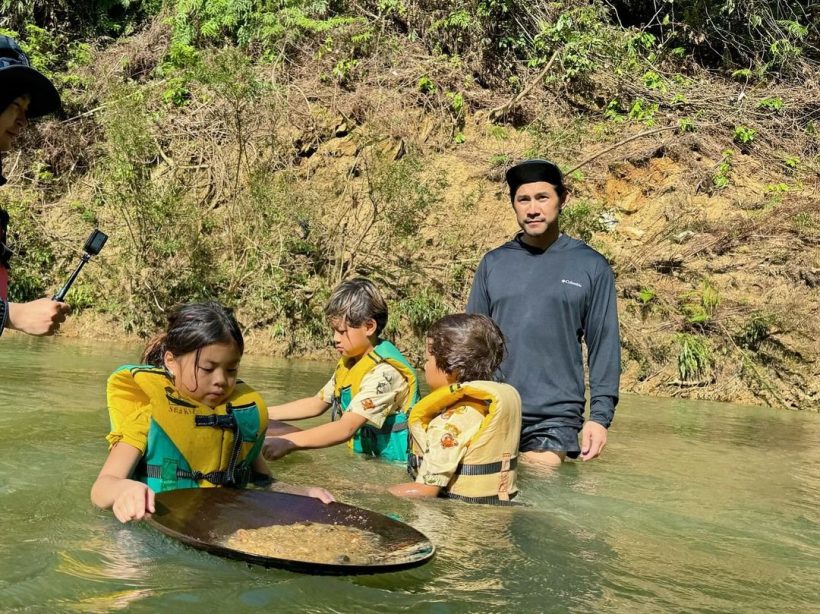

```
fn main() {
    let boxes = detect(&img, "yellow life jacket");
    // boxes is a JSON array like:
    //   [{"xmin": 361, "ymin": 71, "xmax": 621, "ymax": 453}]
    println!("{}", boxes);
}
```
[
  {"xmin": 331, "ymin": 339, "xmax": 420, "ymax": 462},
  {"xmin": 408, "ymin": 380, "xmax": 522, "ymax": 505},
  {"xmin": 107, "ymin": 365, "xmax": 268, "ymax": 493}
]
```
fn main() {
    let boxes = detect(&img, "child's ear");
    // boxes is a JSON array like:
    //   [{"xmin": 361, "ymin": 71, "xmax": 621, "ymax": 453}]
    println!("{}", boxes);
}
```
[
  {"xmin": 163, "ymin": 350, "xmax": 177, "ymax": 378},
  {"xmin": 364, "ymin": 318, "xmax": 379, "ymax": 337}
]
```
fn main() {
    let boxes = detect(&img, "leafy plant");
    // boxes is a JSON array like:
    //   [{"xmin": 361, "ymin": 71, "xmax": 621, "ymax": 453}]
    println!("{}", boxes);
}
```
[
  {"xmin": 676, "ymin": 333, "xmax": 712, "ymax": 382},
  {"xmin": 417, "ymin": 75, "xmax": 436, "ymax": 94},
  {"xmin": 561, "ymin": 199, "xmax": 610, "ymax": 242},
  {"xmin": 733, "ymin": 125, "xmax": 757, "ymax": 145},
  {"xmin": 332, "ymin": 58, "xmax": 359, "ymax": 87},
  {"xmin": 678, "ymin": 117, "xmax": 696, "ymax": 133},
  {"xmin": 637, "ymin": 288, "xmax": 656, "ymax": 304},
  {"xmin": 736, "ymin": 312, "xmax": 776, "ymax": 350},
  {"xmin": 628, "ymin": 98, "xmax": 658, "ymax": 125},
  {"xmin": 642, "ymin": 70, "xmax": 666, "ymax": 91},
  {"xmin": 604, "ymin": 99, "xmax": 625, "ymax": 122},
  {"xmin": 783, "ymin": 155, "xmax": 800, "ymax": 173},
  {"xmin": 490, "ymin": 153, "xmax": 511, "ymax": 167},
  {"xmin": 700, "ymin": 279, "xmax": 720, "ymax": 316},
  {"xmin": 395, "ymin": 290, "xmax": 449, "ymax": 337},
  {"xmin": 756, "ymin": 97, "xmax": 784, "ymax": 112},
  {"xmin": 713, "ymin": 149, "xmax": 734, "ymax": 189}
]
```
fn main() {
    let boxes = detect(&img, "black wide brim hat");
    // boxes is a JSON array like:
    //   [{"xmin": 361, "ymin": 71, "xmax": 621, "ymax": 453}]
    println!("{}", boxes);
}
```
[{"xmin": 0, "ymin": 64, "xmax": 61, "ymax": 118}]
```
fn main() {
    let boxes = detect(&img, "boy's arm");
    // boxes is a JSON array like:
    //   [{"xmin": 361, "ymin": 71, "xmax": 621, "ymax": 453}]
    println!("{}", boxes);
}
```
[
  {"xmin": 388, "ymin": 482, "xmax": 441, "ymax": 498},
  {"xmin": 263, "ymin": 363, "xmax": 406, "ymax": 459},
  {"xmin": 268, "ymin": 396, "xmax": 330, "ymax": 421},
  {"xmin": 263, "ymin": 412, "xmax": 367, "ymax": 459},
  {"xmin": 254, "ymin": 451, "xmax": 334, "ymax": 503}
]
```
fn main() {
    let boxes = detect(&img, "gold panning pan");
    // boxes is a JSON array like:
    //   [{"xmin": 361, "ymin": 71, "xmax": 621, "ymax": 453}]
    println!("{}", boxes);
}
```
[{"xmin": 147, "ymin": 488, "xmax": 435, "ymax": 575}]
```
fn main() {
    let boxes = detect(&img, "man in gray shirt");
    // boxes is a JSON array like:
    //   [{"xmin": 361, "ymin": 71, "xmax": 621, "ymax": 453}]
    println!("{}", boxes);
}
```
[{"xmin": 467, "ymin": 159, "xmax": 620, "ymax": 467}]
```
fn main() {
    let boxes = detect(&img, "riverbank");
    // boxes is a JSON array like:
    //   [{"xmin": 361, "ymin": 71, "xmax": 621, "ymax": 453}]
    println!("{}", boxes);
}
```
[{"xmin": 1, "ymin": 2, "xmax": 817, "ymax": 410}]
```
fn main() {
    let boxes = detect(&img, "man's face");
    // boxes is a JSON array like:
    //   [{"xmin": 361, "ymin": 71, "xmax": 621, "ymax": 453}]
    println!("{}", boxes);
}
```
[
  {"xmin": 512, "ymin": 180, "xmax": 565, "ymax": 239},
  {"xmin": 0, "ymin": 95, "xmax": 29, "ymax": 152}
]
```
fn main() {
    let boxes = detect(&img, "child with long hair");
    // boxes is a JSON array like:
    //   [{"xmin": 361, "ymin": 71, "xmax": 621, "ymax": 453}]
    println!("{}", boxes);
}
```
[
  {"xmin": 91, "ymin": 302, "xmax": 333, "ymax": 523},
  {"xmin": 390, "ymin": 314, "xmax": 522, "ymax": 504}
]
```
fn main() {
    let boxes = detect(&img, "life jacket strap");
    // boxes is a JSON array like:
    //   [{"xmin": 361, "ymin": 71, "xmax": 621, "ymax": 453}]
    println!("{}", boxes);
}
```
[
  {"xmin": 444, "ymin": 491, "xmax": 520, "ymax": 506},
  {"xmin": 330, "ymin": 397, "xmax": 342, "ymax": 422},
  {"xmin": 497, "ymin": 452, "xmax": 512, "ymax": 501},
  {"xmin": 195, "ymin": 414, "xmax": 237, "ymax": 428},
  {"xmin": 453, "ymin": 455, "xmax": 518, "ymax": 477},
  {"xmin": 385, "ymin": 420, "xmax": 408, "ymax": 433},
  {"xmin": 144, "ymin": 463, "xmax": 252, "ymax": 486},
  {"xmin": 407, "ymin": 452, "xmax": 421, "ymax": 478}
]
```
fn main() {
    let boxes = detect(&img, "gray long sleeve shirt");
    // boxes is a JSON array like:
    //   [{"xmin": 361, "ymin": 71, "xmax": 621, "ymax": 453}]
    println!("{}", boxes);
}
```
[{"xmin": 467, "ymin": 233, "xmax": 620, "ymax": 430}]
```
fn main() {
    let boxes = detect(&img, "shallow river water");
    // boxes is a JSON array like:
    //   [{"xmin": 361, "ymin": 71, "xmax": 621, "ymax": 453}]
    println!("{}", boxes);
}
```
[{"xmin": 1, "ymin": 335, "xmax": 818, "ymax": 612}]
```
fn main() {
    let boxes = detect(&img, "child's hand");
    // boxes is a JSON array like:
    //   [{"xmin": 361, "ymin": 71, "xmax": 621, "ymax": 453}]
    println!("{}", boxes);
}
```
[
  {"xmin": 301, "ymin": 486, "xmax": 335, "ymax": 504},
  {"xmin": 112, "ymin": 480, "xmax": 155, "ymax": 523},
  {"xmin": 262, "ymin": 436, "xmax": 296, "ymax": 460}
]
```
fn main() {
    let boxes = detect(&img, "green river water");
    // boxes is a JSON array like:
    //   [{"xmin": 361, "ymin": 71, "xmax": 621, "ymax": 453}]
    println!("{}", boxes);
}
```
[{"xmin": 1, "ymin": 335, "xmax": 818, "ymax": 613}]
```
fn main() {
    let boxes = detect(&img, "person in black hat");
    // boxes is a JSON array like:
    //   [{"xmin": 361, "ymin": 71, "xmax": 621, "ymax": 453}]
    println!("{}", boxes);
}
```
[
  {"xmin": 0, "ymin": 35, "xmax": 70, "ymax": 338},
  {"xmin": 467, "ymin": 159, "xmax": 620, "ymax": 468}
]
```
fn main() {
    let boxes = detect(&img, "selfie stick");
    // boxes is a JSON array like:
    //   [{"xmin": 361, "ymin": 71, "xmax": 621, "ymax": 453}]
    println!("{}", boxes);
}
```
[{"xmin": 53, "ymin": 229, "xmax": 108, "ymax": 302}]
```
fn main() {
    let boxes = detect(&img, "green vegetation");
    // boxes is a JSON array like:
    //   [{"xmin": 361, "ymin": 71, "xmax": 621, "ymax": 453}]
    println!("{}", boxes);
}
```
[
  {"xmin": 676, "ymin": 334, "xmax": 712, "ymax": 383},
  {"xmin": 560, "ymin": 199, "xmax": 610, "ymax": 243},
  {"xmin": 733, "ymin": 125, "xmax": 757, "ymax": 146},
  {"xmin": 1, "ymin": 0, "xmax": 817, "ymax": 408},
  {"xmin": 679, "ymin": 280, "xmax": 720, "ymax": 328},
  {"xmin": 713, "ymin": 149, "xmax": 735, "ymax": 189},
  {"xmin": 756, "ymin": 97, "xmax": 784, "ymax": 112},
  {"xmin": 736, "ymin": 312, "xmax": 776, "ymax": 351}
]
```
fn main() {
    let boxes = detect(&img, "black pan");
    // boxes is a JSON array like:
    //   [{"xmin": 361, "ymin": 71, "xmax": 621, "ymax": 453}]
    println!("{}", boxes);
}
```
[{"xmin": 146, "ymin": 488, "xmax": 435, "ymax": 575}]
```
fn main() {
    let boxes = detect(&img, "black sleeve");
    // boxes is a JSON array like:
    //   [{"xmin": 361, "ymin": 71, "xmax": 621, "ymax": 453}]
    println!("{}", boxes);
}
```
[
  {"xmin": 466, "ymin": 257, "xmax": 490, "ymax": 315},
  {"xmin": 0, "ymin": 297, "xmax": 7, "ymax": 337},
  {"xmin": 585, "ymin": 260, "xmax": 621, "ymax": 428}
]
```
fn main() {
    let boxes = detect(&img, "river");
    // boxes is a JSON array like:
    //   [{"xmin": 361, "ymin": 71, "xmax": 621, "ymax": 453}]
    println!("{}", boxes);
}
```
[{"xmin": 1, "ymin": 335, "xmax": 818, "ymax": 612}]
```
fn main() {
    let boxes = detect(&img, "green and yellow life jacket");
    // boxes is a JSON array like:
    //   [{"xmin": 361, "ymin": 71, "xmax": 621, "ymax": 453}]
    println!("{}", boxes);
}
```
[
  {"xmin": 331, "ymin": 340, "xmax": 420, "ymax": 462},
  {"xmin": 107, "ymin": 365, "xmax": 267, "ymax": 493},
  {"xmin": 408, "ymin": 381, "xmax": 522, "ymax": 505}
]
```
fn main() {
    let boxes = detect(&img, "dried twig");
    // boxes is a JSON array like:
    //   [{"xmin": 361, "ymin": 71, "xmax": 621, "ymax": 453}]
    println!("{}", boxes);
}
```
[{"xmin": 489, "ymin": 50, "xmax": 559, "ymax": 121}]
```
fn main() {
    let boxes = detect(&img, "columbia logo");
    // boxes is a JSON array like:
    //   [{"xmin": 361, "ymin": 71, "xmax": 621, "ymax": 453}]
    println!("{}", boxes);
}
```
[{"xmin": 562, "ymin": 279, "xmax": 582, "ymax": 288}]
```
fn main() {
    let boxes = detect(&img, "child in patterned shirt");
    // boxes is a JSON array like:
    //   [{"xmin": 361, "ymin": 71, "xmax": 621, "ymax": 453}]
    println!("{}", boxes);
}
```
[
  {"xmin": 390, "ymin": 314, "xmax": 522, "ymax": 504},
  {"xmin": 263, "ymin": 278, "xmax": 420, "ymax": 463}
]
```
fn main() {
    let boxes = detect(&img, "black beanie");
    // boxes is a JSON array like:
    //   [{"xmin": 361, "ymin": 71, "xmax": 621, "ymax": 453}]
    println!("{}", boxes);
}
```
[{"xmin": 505, "ymin": 159, "xmax": 565, "ymax": 201}]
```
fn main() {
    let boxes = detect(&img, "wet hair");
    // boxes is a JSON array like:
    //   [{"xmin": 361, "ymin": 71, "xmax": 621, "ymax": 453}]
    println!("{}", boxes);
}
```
[
  {"xmin": 324, "ymin": 277, "xmax": 388, "ymax": 336},
  {"xmin": 141, "ymin": 301, "xmax": 244, "ymax": 367},
  {"xmin": 427, "ymin": 313, "xmax": 506, "ymax": 382}
]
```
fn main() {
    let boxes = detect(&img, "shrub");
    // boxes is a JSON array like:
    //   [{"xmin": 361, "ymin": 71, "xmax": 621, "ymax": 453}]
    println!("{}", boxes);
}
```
[{"xmin": 676, "ymin": 333, "xmax": 712, "ymax": 382}]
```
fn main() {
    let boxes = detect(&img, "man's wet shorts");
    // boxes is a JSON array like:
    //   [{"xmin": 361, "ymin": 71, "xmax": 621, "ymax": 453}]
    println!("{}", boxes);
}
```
[{"xmin": 519, "ymin": 421, "xmax": 581, "ymax": 458}]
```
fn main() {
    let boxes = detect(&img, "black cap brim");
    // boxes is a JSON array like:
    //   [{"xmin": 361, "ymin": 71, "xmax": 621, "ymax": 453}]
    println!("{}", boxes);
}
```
[
  {"xmin": 0, "ymin": 65, "xmax": 60, "ymax": 117},
  {"xmin": 505, "ymin": 159, "xmax": 563, "ymax": 199}
]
